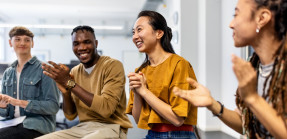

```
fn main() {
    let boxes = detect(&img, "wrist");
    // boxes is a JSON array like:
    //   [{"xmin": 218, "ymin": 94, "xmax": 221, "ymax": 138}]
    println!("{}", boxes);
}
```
[
  {"xmin": 139, "ymin": 87, "xmax": 149, "ymax": 97},
  {"xmin": 207, "ymin": 98, "xmax": 217, "ymax": 110},
  {"xmin": 66, "ymin": 79, "xmax": 76, "ymax": 91},
  {"xmin": 212, "ymin": 101, "xmax": 224, "ymax": 117},
  {"xmin": 20, "ymin": 100, "xmax": 29, "ymax": 108},
  {"xmin": 62, "ymin": 91, "xmax": 72, "ymax": 97},
  {"xmin": 208, "ymin": 99, "xmax": 224, "ymax": 117},
  {"xmin": 63, "ymin": 74, "xmax": 73, "ymax": 87},
  {"xmin": 244, "ymin": 93, "xmax": 260, "ymax": 106}
]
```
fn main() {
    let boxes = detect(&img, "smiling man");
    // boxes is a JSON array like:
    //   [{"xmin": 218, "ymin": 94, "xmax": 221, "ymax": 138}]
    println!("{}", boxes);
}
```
[
  {"xmin": 0, "ymin": 26, "xmax": 60, "ymax": 139},
  {"xmin": 38, "ymin": 25, "xmax": 132, "ymax": 139}
]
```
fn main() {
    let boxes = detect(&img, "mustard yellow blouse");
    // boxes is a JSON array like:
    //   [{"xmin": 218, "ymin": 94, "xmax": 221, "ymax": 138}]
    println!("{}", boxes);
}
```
[{"xmin": 126, "ymin": 54, "xmax": 197, "ymax": 130}]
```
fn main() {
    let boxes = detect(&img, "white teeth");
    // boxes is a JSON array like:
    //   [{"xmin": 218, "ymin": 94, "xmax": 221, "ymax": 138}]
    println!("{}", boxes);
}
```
[
  {"xmin": 136, "ymin": 42, "xmax": 142, "ymax": 45},
  {"xmin": 79, "ymin": 53, "xmax": 88, "ymax": 59},
  {"xmin": 80, "ymin": 53, "xmax": 88, "ymax": 56}
]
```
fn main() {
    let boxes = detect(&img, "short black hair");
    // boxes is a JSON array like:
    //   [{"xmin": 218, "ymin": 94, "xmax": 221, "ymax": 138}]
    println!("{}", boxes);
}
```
[
  {"xmin": 9, "ymin": 26, "xmax": 34, "ymax": 39},
  {"xmin": 71, "ymin": 25, "xmax": 96, "ymax": 38}
]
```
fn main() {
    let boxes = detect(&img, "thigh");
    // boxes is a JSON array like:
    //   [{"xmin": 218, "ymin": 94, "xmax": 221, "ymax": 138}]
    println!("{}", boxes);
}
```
[
  {"xmin": 82, "ymin": 122, "xmax": 123, "ymax": 139},
  {"xmin": 36, "ymin": 128, "xmax": 80, "ymax": 139},
  {"xmin": 0, "ymin": 124, "xmax": 43, "ymax": 139},
  {"xmin": 38, "ymin": 122, "xmax": 123, "ymax": 139}
]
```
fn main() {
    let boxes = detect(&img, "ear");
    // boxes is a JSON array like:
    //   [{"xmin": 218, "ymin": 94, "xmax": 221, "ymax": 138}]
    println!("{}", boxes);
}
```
[
  {"xmin": 31, "ymin": 41, "xmax": 34, "ymax": 48},
  {"xmin": 256, "ymin": 8, "xmax": 272, "ymax": 29},
  {"xmin": 9, "ymin": 39, "xmax": 12, "ymax": 47},
  {"xmin": 95, "ymin": 40, "xmax": 98, "ymax": 48},
  {"xmin": 156, "ymin": 30, "xmax": 164, "ymax": 39}
]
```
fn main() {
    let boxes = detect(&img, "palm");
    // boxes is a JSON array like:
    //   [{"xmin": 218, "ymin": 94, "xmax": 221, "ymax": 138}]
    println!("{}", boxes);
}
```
[
  {"xmin": 0, "ymin": 101, "xmax": 7, "ymax": 108},
  {"xmin": 56, "ymin": 83, "xmax": 69, "ymax": 94},
  {"xmin": 0, "ymin": 95, "xmax": 9, "ymax": 108},
  {"xmin": 173, "ymin": 78, "xmax": 213, "ymax": 107}
]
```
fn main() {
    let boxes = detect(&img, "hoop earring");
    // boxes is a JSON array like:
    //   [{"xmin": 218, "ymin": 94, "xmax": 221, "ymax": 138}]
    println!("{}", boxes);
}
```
[{"xmin": 256, "ymin": 28, "xmax": 260, "ymax": 33}]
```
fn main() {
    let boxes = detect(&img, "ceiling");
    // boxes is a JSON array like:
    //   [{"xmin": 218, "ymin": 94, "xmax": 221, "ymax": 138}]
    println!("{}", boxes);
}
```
[{"xmin": 0, "ymin": 0, "xmax": 163, "ymax": 36}]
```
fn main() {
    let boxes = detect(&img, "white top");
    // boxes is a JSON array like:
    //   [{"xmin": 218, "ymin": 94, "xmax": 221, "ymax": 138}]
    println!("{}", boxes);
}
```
[
  {"xmin": 257, "ymin": 62, "xmax": 273, "ymax": 97},
  {"xmin": 84, "ymin": 64, "xmax": 96, "ymax": 74},
  {"xmin": 14, "ymin": 71, "xmax": 20, "ymax": 118}
]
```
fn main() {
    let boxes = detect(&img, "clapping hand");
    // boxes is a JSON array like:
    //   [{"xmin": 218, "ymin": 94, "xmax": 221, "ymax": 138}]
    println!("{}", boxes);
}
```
[
  {"xmin": 0, "ymin": 94, "xmax": 9, "ymax": 108},
  {"xmin": 173, "ymin": 78, "xmax": 213, "ymax": 107},
  {"xmin": 42, "ymin": 61, "xmax": 71, "ymax": 88},
  {"xmin": 231, "ymin": 54, "xmax": 257, "ymax": 100},
  {"xmin": 128, "ymin": 72, "xmax": 147, "ymax": 95}
]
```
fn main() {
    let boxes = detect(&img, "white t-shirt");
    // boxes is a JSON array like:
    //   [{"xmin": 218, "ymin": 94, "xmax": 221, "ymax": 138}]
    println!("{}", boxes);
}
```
[
  {"xmin": 84, "ymin": 64, "xmax": 96, "ymax": 74},
  {"xmin": 14, "ymin": 71, "xmax": 20, "ymax": 118}
]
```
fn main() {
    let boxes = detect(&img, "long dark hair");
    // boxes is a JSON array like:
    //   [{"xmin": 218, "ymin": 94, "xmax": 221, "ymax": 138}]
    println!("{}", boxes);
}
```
[
  {"xmin": 135, "ymin": 10, "xmax": 175, "ymax": 73},
  {"xmin": 235, "ymin": 0, "xmax": 287, "ymax": 138}
]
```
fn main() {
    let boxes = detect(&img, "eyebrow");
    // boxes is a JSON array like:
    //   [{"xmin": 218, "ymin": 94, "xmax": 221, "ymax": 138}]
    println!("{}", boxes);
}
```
[
  {"xmin": 14, "ymin": 36, "xmax": 31, "ymax": 39},
  {"xmin": 133, "ymin": 25, "xmax": 143, "ymax": 30},
  {"xmin": 235, "ymin": 7, "xmax": 239, "ymax": 11}
]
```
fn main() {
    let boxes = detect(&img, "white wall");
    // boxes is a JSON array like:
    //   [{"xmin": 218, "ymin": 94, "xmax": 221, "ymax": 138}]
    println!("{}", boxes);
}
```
[
  {"xmin": 221, "ymin": 0, "xmax": 242, "ymax": 137},
  {"xmin": 157, "ymin": 0, "xmax": 181, "ymax": 55},
  {"xmin": 4, "ymin": 34, "xmax": 136, "ymax": 64}
]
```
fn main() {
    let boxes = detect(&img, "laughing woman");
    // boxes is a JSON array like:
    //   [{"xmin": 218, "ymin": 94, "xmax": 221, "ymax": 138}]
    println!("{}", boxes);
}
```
[
  {"xmin": 174, "ymin": 0, "xmax": 287, "ymax": 138},
  {"xmin": 126, "ymin": 11, "xmax": 198, "ymax": 139}
]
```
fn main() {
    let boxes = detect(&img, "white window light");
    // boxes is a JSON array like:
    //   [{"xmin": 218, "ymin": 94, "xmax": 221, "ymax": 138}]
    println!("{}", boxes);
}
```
[{"xmin": 0, "ymin": 24, "xmax": 123, "ymax": 30}]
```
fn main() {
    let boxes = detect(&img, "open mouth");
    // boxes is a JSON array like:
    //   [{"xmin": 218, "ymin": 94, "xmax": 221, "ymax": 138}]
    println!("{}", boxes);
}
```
[
  {"xmin": 79, "ymin": 53, "xmax": 89, "ymax": 59},
  {"xmin": 136, "ymin": 41, "xmax": 143, "ymax": 48}
]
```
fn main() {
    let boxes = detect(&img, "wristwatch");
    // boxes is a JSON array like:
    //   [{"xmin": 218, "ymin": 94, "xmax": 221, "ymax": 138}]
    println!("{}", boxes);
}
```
[{"xmin": 66, "ymin": 79, "xmax": 76, "ymax": 91}]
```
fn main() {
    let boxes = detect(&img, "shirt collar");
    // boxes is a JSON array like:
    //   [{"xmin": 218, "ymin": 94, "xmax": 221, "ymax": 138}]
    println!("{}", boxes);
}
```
[{"xmin": 11, "ymin": 56, "xmax": 38, "ymax": 67}]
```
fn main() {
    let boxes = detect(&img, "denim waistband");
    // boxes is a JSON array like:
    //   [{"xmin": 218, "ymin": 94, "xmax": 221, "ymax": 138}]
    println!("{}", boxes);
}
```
[{"xmin": 146, "ymin": 130, "xmax": 197, "ymax": 139}]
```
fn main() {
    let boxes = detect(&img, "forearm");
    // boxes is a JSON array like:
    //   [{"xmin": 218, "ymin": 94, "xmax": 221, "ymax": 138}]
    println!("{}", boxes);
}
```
[
  {"xmin": 132, "ymin": 92, "xmax": 143, "ymax": 124},
  {"xmin": 62, "ymin": 92, "xmax": 76, "ymax": 115},
  {"xmin": 25, "ymin": 100, "xmax": 59, "ymax": 115},
  {"xmin": 141, "ymin": 88, "xmax": 184, "ymax": 126},
  {"xmin": 245, "ymin": 94, "xmax": 287, "ymax": 138},
  {"xmin": 71, "ymin": 84, "xmax": 93, "ymax": 107},
  {"xmin": 208, "ymin": 99, "xmax": 243, "ymax": 134},
  {"xmin": 18, "ymin": 100, "xmax": 29, "ymax": 109}
]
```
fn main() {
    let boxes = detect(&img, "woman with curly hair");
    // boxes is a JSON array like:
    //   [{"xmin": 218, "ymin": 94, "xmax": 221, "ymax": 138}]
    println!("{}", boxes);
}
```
[{"xmin": 173, "ymin": 0, "xmax": 287, "ymax": 138}]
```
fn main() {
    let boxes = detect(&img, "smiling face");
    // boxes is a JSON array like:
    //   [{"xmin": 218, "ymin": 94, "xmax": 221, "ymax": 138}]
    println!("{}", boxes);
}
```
[
  {"xmin": 9, "ymin": 35, "xmax": 33, "ymax": 56},
  {"xmin": 229, "ymin": 0, "xmax": 258, "ymax": 47},
  {"xmin": 132, "ymin": 16, "xmax": 159, "ymax": 53},
  {"xmin": 72, "ymin": 30, "xmax": 98, "ymax": 68}
]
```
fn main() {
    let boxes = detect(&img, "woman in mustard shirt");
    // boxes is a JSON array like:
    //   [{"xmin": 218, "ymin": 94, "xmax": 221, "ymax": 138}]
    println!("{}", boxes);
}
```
[{"xmin": 126, "ymin": 10, "xmax": 198, "ymax": 139}]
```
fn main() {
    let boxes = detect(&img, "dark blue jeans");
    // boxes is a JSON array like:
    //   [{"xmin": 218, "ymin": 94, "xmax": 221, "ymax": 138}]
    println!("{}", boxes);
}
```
[
  {"xmin": 146, "ymin": 130, "xmax": 197, "ymax": 139},
  {"xmin": 0, "ymin": 123, "xmax": 43, "ymax": 139}
]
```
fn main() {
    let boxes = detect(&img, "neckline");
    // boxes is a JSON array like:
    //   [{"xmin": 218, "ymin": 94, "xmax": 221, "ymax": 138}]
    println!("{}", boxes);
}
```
[
  {"xmin": 148, "ymin": 54, "xmax": 174, "ymax": 68},
  {"xmin": 258, "ymin": 62, "xmax": 274, "ymax": 78}
]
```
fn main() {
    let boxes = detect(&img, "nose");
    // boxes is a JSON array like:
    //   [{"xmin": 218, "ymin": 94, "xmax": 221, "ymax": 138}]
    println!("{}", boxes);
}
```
[
  {"xmin": 229, "ymin": 18, "xmax": 234, "ymax": 29},
  {"xmin": 78, "ymin": 43, "xmax": 87, "ymax": 51},
  {"xmin": 20, "ymin": 39, "xmax": 26, "ymax": 45},
  {"xmin": 132, "ymin": 32, "xmax": 139, "ymax": 44}
]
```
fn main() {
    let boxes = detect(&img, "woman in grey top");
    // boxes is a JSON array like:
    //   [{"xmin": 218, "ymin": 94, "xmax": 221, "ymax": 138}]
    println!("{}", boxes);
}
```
[{"xmin": 174, "ymin": 0, "xmax": 287, "ymax": 138}]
